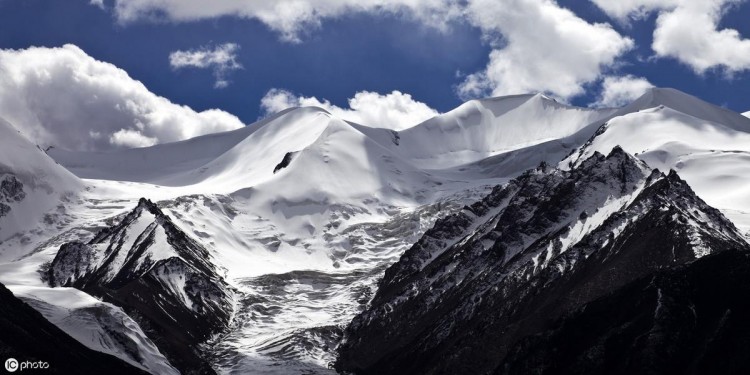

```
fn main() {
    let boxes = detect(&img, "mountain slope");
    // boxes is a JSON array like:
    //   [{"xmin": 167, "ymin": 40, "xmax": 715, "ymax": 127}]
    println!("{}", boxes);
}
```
[
  {"xmin": 0, "ymin": 116, "xmax": 81, "ymax": 245},
  {"xmin": 0, "ymin": 281, "xmax": 148, "ymax": 374},
  {"xmin": 48, "ymin": 107, "xmax": 336, "ymax": 193},
  {"xmin": 12, "ymin": 285, "xmax": 178, "ymax": 374},
  {"xmin": 335, "ymin": 147, "xmax": 750, "ymax": 374}
]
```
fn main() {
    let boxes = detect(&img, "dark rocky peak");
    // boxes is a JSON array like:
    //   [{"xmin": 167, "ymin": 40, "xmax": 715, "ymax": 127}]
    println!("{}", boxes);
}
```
[
  {"xmin": 48, "ymin": 197, "xmax": 234, "ymax": 374},
  {"xmin": 336, "ymin": 146, "xmax": 750, "ymax": 375},
  {"xmin": 378, "ymin": 146, "xmax": 651, "ymax": 295}
]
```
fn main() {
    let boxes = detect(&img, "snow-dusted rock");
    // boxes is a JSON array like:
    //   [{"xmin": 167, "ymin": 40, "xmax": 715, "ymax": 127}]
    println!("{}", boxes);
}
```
[{"xmin": 336, "ymin": 147, "xmax": 750, "ymax": 374}]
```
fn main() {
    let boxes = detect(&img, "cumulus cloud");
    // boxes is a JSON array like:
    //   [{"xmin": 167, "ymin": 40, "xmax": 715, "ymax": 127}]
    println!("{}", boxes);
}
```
[
  {"xmin": 458, "ymin": 0, "xmax": 634, "ymax": 101},
  {"xmin": 592, "ymin": 75, "xmax": 655, "ymax": 108},
  {"xmin": 110, "ymin": 0, "xmax": 461, "ymax": 42},
  {"xmin": 260, "ymin": 89, "xmax": 439, "ymax": 130},
  {"xmin": 169, "ymin": 43, "xmax": 242, "ymax": 88},
  {"xmin": 592, "ymin": 0, "xmax": 750, "ymax": 74},
  {"xmin": 0, "ymin": 44, "xmax": 244, "ymax": 151}
]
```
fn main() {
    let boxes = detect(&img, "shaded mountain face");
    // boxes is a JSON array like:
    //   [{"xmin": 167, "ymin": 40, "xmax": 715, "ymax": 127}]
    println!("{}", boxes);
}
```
[
  {"xmin": 335, "ymin": 147, "xmax": 750, "ymax": 375},
  {"xmin": 0, "ymin": 281, "xmax": 146, "ymax": 375},
  {"xmin": 48, "ymin": 198, "xmax": 234, "ymax": 375},
  {"xmin": 501, "ymin": 249, "xmax": 750, "ymax": 375}
]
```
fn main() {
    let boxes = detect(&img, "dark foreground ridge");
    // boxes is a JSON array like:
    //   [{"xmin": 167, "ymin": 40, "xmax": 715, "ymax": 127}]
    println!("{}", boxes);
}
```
[
  {"xmin": 336, "ymin": 146, "xmax": 750, "ymax": 375},
  {"xmin": 0, "ymin": 281, "xmax": 147, "ymax": 374},
  {"xmin": 48, "ymin": 198, "xmax": 234, "ymax": 375}
]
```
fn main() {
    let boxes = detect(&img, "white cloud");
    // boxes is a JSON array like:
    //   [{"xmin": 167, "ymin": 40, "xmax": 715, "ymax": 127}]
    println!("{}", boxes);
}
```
[
  {"xmin": 89, "ymin": 0, "xmax": 105, "ymax": 9},
  {"xmin": 99, "ymin": 0, "xmax": 635, "ymax": 100},
  {"xmin": 260, "ymin": 89, "xmax": 439, "ymax": 130},
  {"xmin": 592, "ymin": 75, "xmax": 655, "ymax": 108},
  {"xmin": 588, "ymin": 0, "xmax": 680, "ymax": 21},
  {"xmin": 0, "ymin": 44, "xmax": 244, "ymax": 151},
  {"xmin": 109, "ymin": 129, "xmax": 159, "ymax": 148},
  {"xmin": 458, "ymin": 0, "xmax": 634, "ymax": 101},
  {"xmin": 592, "ymin": 0, "xmax": 750, "ymax": 73},
  {"xmin": 110, "ymin": 0, "xmax": 461, "ymax": 42},
  {"xmin": 169, "ymin": 43, "xmax": 242, "ymax": 88}
]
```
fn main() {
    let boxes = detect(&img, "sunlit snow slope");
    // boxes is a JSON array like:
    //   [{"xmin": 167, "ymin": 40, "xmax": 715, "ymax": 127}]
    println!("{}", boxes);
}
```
[{"xmin": 564, "ymin": 88, "xmax": 750, "ymax": 233}]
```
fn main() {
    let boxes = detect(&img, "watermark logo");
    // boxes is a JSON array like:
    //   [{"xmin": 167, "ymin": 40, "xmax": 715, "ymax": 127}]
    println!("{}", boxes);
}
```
[
  {"xmin": 4, "ymin": 359, "xmax": 48, "ymax": 372},
  {"xmin": 4, "ymin": 359, "xmax": 18, "ymax": 373}
]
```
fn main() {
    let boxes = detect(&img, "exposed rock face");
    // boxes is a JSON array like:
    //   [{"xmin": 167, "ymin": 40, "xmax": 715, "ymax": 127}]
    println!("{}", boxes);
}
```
[
  {"xmin": 335, "ymin": 147, "xmax": 750, "ymax": 375},
  {"xmin": 0, "ymin": 282, "xmax": 147, "ymax": 375},
  {"xmin": 0, "ymin": 174, "xmax": 25, "ymax": 201},
  {"xmin": 49, "ymin": 198, "xmax": 234, "ymax": 375},
  {"xmin": 273, "ymin": 151, "xmax": 298, "ymax": 173},
  {"xmin": 0, "ymin": 174, "xmax": 25, "ymax": 218}
]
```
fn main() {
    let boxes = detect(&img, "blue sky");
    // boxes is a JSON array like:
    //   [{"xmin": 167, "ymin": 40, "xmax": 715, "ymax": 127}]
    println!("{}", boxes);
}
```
[{"xmin": 1, "ymin": 0, "xmax": 749, "ymax": 150}]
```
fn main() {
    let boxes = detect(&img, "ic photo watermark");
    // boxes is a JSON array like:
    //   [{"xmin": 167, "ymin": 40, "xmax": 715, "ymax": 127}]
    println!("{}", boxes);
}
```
[{"xmin": 4, "ymin": 358, "xmax": 49, "ymax": 372}]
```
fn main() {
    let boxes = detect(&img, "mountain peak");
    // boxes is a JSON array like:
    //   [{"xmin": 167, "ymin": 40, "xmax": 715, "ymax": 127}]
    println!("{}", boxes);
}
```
[
  {"xmin": 135, "ymin": 197, "xmax": 160, "ymax": 214},
  {"xmin": 337, "ymin": 149, "xmax": 749, "ymax": 374},
  {"xmin": 48, "ymin": 198, "xmax": 234, "ymax": 373},
  {"xmin": 623, "ymin": 87, "xmax": 750, "ymax": 131},
  {"xmin": 606, "ymin": 144, "xmax": 627, "ymax": 157}
]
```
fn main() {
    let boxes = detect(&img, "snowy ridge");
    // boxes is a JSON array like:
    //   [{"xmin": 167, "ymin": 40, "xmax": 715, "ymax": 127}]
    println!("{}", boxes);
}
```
[
  {"xmin": 623, "ymin": 88, "xmax": 750, "ymax": 132},
  {"xmin": 367, "ymin": 93, "xmax": 614, "ymax": 169}
]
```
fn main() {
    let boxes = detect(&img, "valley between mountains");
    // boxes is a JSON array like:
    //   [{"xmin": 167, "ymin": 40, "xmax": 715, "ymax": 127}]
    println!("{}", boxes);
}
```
[{"xmin": 2, "ymin": 88, "xmax": 750, "ymax": 374}]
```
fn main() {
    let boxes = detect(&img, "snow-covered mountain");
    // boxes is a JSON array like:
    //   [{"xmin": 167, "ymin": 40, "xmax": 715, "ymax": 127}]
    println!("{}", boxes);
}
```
[
  {"xmin": 1, "ymin": 87, "xmax": 750, "ymax": 374},
  {"xmin": 564, "ymin": 88, "xmax": 750, "ymax": 230}
]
